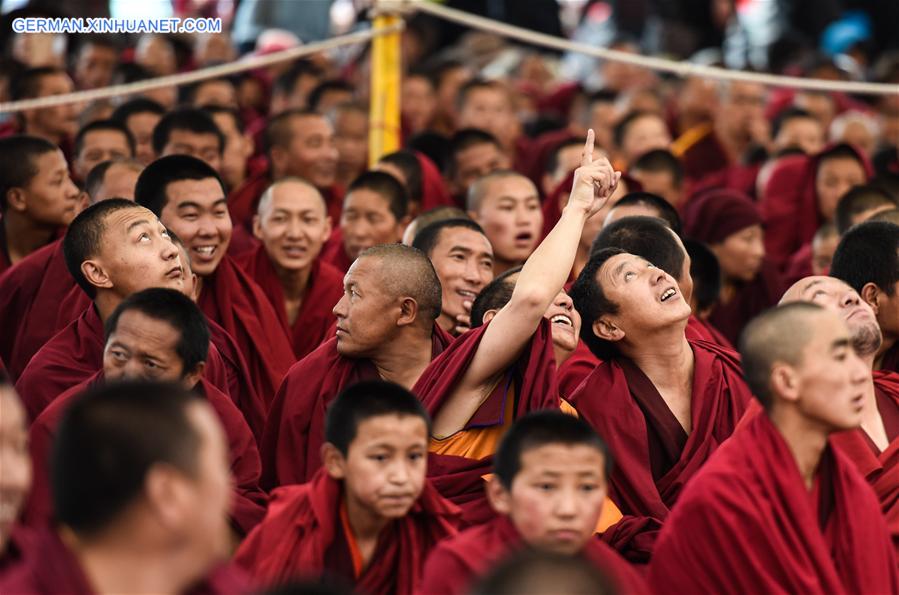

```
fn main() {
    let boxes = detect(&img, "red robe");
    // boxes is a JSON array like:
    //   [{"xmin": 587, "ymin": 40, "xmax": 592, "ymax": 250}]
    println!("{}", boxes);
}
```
[
  {"xmin": 197, "ymin": 255, "xmax": 296, "ymax": 405},
  {"xmin": 0, "ymin": 527, "xmax": 251, "ymax": 595},
  {"xmin": 14, "ymin": 306, "xmax": 233, "ymax": 423},
  {"xmin": 416, "ymin": 152, "xmax": 454, "ymax": 212},
  {"xmin": 706, "ymin": 260, "xmax": 785, "ymax": 346},
  {"xmin": 235, "ymin": 244, "xmax": 344, "ymax": 360},
  {"xmin": 0, "ymin": 525, "xmax": 36, "ymax": 576},
  {"xmin": 24, "ymin": 372, "xmax": 267, "ymax": 536},
  {"xmin": 319, "ymin": 228, "xmax": 353, "ymax": 273},
  {"xmin": 671, "ymin": 123, "xmax": 731, "ymax": 183},
  {"xmin": 420, "ymin": 515, "xmax": 646, "ymax": 595},
  {"xmin": 647, "ymin": 412, "xmax": 899, "ymax": 593},
  {"xmin": 416, "ymin": 319, "xmax": 559, "ymax": 525},
  {"xmin": 569, "ymin": 339, "xmax": 752, "ymax": 562},
  {"xmin": 234, "ymin": 469, "xmax": 458, "ymax": 593},
  {"xmin": 261, "ymin": 327, "xmax": 453, "ymax": 489}
]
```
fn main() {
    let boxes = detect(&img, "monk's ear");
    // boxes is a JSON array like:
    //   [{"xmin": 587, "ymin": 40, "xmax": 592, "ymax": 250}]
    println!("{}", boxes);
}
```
[
  {"xmin": 481, "ymin": 309, "xmax": 499, "ymax": 325},
  {"xmin": 252, "ymin": 214, "xmax": 263, "ymax": 241},
  {"xmin": 5, "ymin": 187, "xmax": 27, "ymax": 213},
  {"xmin": 396, "ymin": 297, "xmax": 419, "ymax": 327},
  {"xmin": 592, "ymin": 316, "xmax": 624, "ymax": 342},
  {"xmin": 860, "ymin": 282, "xmax": 881, "ymax": 314},
  {"xmin": 81, "ymin": 259, "xmax": 113, "ymax": 291},
  {"xmin": 321, "ymin": 443, "xmax": 347, "ymax": 480},
  {"xmin": 485, "ymin": 476, "xmax": 512, "ymax": 516},
  {"xmin": 144, "ymin": 463, "xmax": 191, "ymax": 531},
  {"xmin": 770, "ymin": 362, "xmax": 800, "ymax": 403},
  {"xmin": 182, "ymin": 362, "xmax": 205, "ymax": 390}
]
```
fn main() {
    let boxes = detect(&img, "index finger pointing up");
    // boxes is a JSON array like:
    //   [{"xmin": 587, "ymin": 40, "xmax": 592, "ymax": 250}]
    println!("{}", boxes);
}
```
[{"xmin": 582, "ymin": 128, "xmax": 595, "ymax": 167}]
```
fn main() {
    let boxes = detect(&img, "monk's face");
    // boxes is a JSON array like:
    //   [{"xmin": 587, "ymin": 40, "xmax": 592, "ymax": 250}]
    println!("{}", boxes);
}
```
[
  {"xmin": 8, "ymin": 149, "xmax": 81, "ymax": 227},
  {"xmin": 629, "ymin": 169, "xmax": 682, "ymax": 207},
  {"xmin": 327, "ymin": 414, "xmax": 428, "ymax": 520},
  {"xmin": 92, "ymin": 163, "xmax": 141, "ymax": 203},
  {"xmin": 772, "ymin": 116, "xmax": 824, "ymax": 155},
  {"xmin": 254, "ymin": 182, "xmax": 331, "ymax": 272},
  {"xmin": 710, "ymin": 224, "xmax": 764, "ymax": 283},
  {"xmin": 811, "ymin": 231, "xmax": 840, "ymax": 275},
  {"xmin": 450, "ymin": 142, "xmax": 509, "ymax": 196},
  {"xmin": 781, "ymin": 276, "xmax": 882, "ymax": 358},
  {"xmin": 594, "ymin": 253, "xmax": 691, "ymax": 338},
  {"xmin": 545, "ymin": 290, "xmax": 582, "ymax": 353},
  {"xmin": 333, "ymin": 257, "xmax": 402, "ymax": 357},
  {"xmin": 489, "ymin": 443, "xmax": 607, "ymax": 555},
  {"xmin": 104, "ymin": 310, "xmax": 204, "ymax": 387},
  {"xmin": 471, "ymin": 176, "xmax": 542, "ymax": 267},
  {"xmin": 92, "ymin": 207, "xmax": 184, "ymax": 297},
  {"xmin": 272, "ymin": 115, "xmax": 338, "ymax": 189},
  {"xmin": 340, "ymin": 189, "xmax": 404, "ymax": 261},
  {"xmin": 815, "ymin": 156, "xmax": 867, "ymax": 222},
  {"xmin": 160, "ymin": 129, "xmax": 222, "ymax": 173},
  {"xmin": 789, "ymin": 312, "xmax": 868, "ymax": 431},
  {"xmin": 428, "ymin": 226, "xmax": 494, "ymax": 332},
  {"xmin": 0, "ymin": 386, "xmax": 31, "ymax": 553},
  {"xmin": 74, "ymin": 129, "xmax": 133, "ymax": 182},
  {"xmin": 619, "ymin": 115, "xmax": 671, "ymax": 164},
  {"xmin": 160, "ymin": 177, "xmax": 232, "ymax": 277},
  {"xmin": 124, "ymin": 111, "xmax": 161, "ymax": 166},
  {"xmin": 457, "ymin": 86, "xmax": 517, "ymax": 147}
]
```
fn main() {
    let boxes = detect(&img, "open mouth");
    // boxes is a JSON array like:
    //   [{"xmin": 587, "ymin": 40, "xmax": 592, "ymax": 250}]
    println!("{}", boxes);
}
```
[
  {"xmin": 193, "ymin": 245, "xmax": 218, "ymax": 260},
  {"xmin": 515, "ymin": 232, "xmax": 534, "ymax": 243},
  {"xmin": 551, "ymin": 314, "xmax": 573, "ymax": 327},
  {"xmin": 282, "ymin": 245, "xmax": 307, "ymax": 257},
  {"xmin": 660, "ymin": 287, "xmax": 677, "ymax": 302},
  {"xmin": 456, "ymin": 289, "xmax": 478, "ymax": 300}
]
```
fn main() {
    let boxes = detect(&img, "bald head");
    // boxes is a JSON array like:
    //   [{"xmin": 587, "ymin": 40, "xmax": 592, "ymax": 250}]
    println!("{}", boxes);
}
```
[
  {"xmin": 359, "ymin": 244, "xmax": 442, "ymax": 323},
  {"xmin": 256, "ymin": 176, "xmax": 325, "ymax": 218},
  {"xmin": 780, "ymin": 276, "xmax": 882, "ymax": 358}
]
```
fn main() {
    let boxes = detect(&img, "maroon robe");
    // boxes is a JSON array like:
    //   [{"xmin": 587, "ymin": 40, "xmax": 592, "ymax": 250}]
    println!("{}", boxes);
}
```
[
  {"xmin": 0, "ymin": 525, "xmax": 36, "ymax": 576},
  {"xmin": 234, "ymin": 469, "xmax": 458, "ymax": 593},
  {"xmin": 706, "ymin": 261, "xmax": 785, "ymax": 346},
  {"xmin": 671, "ymin": 123, "xmax": 731, "ymax": 183},
  {"xmin": 235, "ymin": 244, "xmax": 344, "ymax": 360},
  {"xmin": 261, "ymin": 327, "xmax": 453, "ymax": 489},
  {"xmin": 197, "ymin": 255, "xmax": 296, "ymax": 405},
  {"xmin": 558, "ymin": 340, "xmax": 601, "ymax": 399},
  {"xmin": 319, "ymin": 228, "xmax": 353, "ymax": 273},
  {"xmin": 570, "ymin": 339, "xmax": 752, "ymax": 562},
  {"xmin": 14, "ymin": 306, "xmax": 233, "ymax": 423},
  {"xmin": 420, "ymin": 515, "xmax": 646, "ymax": 595},
  {"xmin": 647, "ymin": 412, "xmax": 899, "ymax": 593},
  {"xmin": 416, "ymin": 152, "xmax": 454, "ymax": 212},
  {"xmin": 417, "ymin": 319, "xmax": 559, "ymax": 525},
  {"xmin": 0, "ymin": 528, "xmax": 251, "ymax": 595},
  {"xmin": 25, "ymin": 372, "xmax": 267, "ymax": 535}
]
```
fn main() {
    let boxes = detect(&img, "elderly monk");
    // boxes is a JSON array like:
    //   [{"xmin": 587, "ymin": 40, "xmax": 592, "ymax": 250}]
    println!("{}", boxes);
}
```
[
  {"xmin": 648, "ymin": 303, "xmax": 898, "ymax": 592},
  {"xmin": 237, "ymin": 177, "xmax": 344, "ymax": 359},
  {"xmin": 261, "ymin": 244, "xmax": 453, "ymax": 488},
  {"xmin": 135, "ymin": 154, "xmax": 295, "ymax": 405},
  {"xmin": 780, "ymin": 275, "xmax": 899, "ymax": 557},
  {"xmin": 0, "ymin": 381, "xmax": 249, "ymax": 593},
  {"xmin": 25, "ymin": 288, "xmax": 267, "ymax": 537},
  {"xmin": 569, "ymin": 247, "xmax": 753, "ymax": 562}
]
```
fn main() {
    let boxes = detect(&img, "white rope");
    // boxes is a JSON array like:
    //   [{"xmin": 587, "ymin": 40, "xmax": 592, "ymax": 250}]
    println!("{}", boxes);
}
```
[
  {"xmin": 0, "ymin": 23, "xmax": 405, "ymax": 114},
  {"xmin": 411, "ymin": 0, "xmax": 899, "ymax": 96}
]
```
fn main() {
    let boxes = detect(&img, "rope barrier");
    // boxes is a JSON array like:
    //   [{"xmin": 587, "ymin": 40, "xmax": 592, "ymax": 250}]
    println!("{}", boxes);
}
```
[
  {"xmin": 411, "ymin": 0, "xmax": 899, "ymax": 97},
  {"xmin": 0, "ymin": 22, "xmax": 405, "ymax": 114}
]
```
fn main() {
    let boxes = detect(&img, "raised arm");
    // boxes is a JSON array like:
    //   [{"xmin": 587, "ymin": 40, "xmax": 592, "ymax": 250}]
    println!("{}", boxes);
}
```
[{"xmin": 432, "ymin": 131, "xmax": 620, "ymax": 437}]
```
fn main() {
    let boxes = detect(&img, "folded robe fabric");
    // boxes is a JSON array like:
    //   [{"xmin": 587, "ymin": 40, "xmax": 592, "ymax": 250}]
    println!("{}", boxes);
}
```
[
  {"xmin": 24, "ymin": 372, "xmax": 267, "ymax": 536},
  {"xmin": 234, "ymin": 469, "xmax": 459, "ymax": 594},
  {"xmin": 569, "ymin": 339, "xmax": 752, "ymax": 562},
  {"xmin": 419, "ymin": 515, "xmax": 646, "ymax": 595},
  {"xmin": 647, "ymin": 412, "xmax": 899, "ymax": 593},
  {"xmin": 416, "ymin": 318, "xmax": 559, "ymax": 526},
  {"xmin": 235, "ymin": 244, "xmax": 344, "ymax": 360},
  {"xmin": 260, "ymin": 326, "xmax": 453, "ymax": 489}
]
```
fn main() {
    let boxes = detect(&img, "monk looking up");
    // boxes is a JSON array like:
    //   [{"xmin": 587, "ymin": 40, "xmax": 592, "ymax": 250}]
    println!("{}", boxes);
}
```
[{"xmin": 648, "ymin": 303, "xmax": 898, "ymax": 592}]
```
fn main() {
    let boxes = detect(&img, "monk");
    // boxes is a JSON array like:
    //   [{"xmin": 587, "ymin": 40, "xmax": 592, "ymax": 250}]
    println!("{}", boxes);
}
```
[
  {"xmin": 83, "ymin": 158, "xmax": 143, "ymax": 203},
  {"xmin": 445, "ymin": 129, "xmax": 511, "ymax": 204},
  {"xmin": 411, "ymin": 218, "xmax": 494, "ymax": 336},
  {"xmin": 0, "ymin": 135, "xmax": 80, "ymax": 274},
  {"xmin": 0, "ymin": 380, "xmax": 250, "ymax": 594},
  {"xmin": 420, "ymin": 412, "xmax": 645, "ymax": 595},
  {"xmin": 467, "ymin": 170, "xmax": 543, "ymax": 276},
  {"xmin": 0, "ymin": 376, "xmax": 33, "ymax": 575},
  {"xmin": 780, "ymin": 275, "xmax": 899, "ymax": 554},
  {"xmin": 612, "ymin": 111, "xmax": 672, "ymax": 168},
  {"xmin": 629, "ymin": 149, "xmax": 684, "ymax": 209},
  {"xmin": 601, "ymin": 192, "xmax": 682, "ymax": 234},
  {"xmin": 830, "ymin": 221, "xmax": 899, "ymax": 373},
  {"xmin": 401, "ymin": 206, "xmax": 468, "ymax": 246},
  {"xmin": 470, "ymin": 550, "xmax": 617, "ymax": 595},
  {"xmin": 26, "ymin": 288, "xmax": 266, "ymax": 536},
  {"xmin": 109, "ymin": 97, "xmax": 165, "ymax": 166},
  {"xmin": 261, "ymin": 244, "xmax": 452, "ymax": 488},
  {"xmin": 236, "ymin": 380, "xmax": 458, "ymax": 593},
  {"xmin": 568, "ymin": 247, "xmax": 753, "ymax": 562},
  {"xmin": 238, "ymin": 177, "xmax": 344, "ymax": 359},
  {"xmin": 320, "ymin": 171, "xmax": 410, "ymax": 273},
  {"xmin": 417, "ymin": 130, "xmax": 622, "ymax": 523},
  {"xmin": 71, "ymin": 120, "xmax": 135, "ymax": 183},
  {"xmin": 648, "ymin": 303, "xmax": 898, "ymax": 592},
  {"xmin": 834, "ymin": 183, "xmax": 898, "ymax": 234},
  {"xmin": 134, "ymin": 154, "xmax": 296, "ymax": 405},
  {"xmin": 151, "ymin": 107, "xmax": 224, "ymax": 173}
]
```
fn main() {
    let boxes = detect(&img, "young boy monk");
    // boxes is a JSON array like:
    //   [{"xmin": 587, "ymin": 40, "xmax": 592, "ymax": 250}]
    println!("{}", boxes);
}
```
[
  {"xmin": 235, "ymin": 380, "xmax": 459, "ymax": 594},
  {"xmin": 420, "ymin": 411, "xmax": 645, "ymax": 595}
]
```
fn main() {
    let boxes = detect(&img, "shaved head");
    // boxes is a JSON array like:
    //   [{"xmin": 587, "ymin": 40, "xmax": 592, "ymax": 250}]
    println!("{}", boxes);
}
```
[
  {"xmin": 780, "ymin": 275, "xmax": 882, "ymax": 357},
  {"xmin": 357, "ymin": 244, "xmax": 442, "ymax": 324},
  {"xmin": 256, "ymin": 176, "xmax": 325, "ymax": 218}
]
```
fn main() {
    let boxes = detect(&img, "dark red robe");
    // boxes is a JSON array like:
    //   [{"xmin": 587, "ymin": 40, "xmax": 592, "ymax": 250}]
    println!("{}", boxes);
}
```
[
  {"xmin": 0, "ymin": 525, "xmax": 36, "ymax": 576},
  {"xmin": 705, "ymin": 260, "xmax": 785, "ymax": 346},
  {"xmin": 417, "ymin": 319, "xmax": 559, "ymax": 525},
  {"xmin": 420, "ymin": 515, "xmax": 646, "ymax": 595},
  {"xmin": 569, "ymin": 339, "xmax": 753, "ymax": 562},
  {"xmin": 261, "ymin": 327, "xmax": 453, "ymax": 489},
  {"xmin": 647, "ymin": 412, "xmax": 899, "ymax": 593},
  {"xmin": 234, "ymin": 469, "xmax": 458, "ymax": 593},
  {"xmin": 0, "ymin": 527, "xmax": 251, "ymax": 595},
  {"xmin": 24, "ymin": 372, "xmax": 267, "ymax": 536},
  {"xmin": 416, "ymin": 152, "xmax": 454, "ymax": 212},
  {"xmin": 319, "ymin": 228, "xmax": 353, "ymax": 273},
  {"xmin": 671, "ymin": 123, "xmax": 731, "ymax": 183},
  {"xmin": 235, "ymin": 244, "xmax": 344, "ymax": 360},
  {"xmin": 197, "ymin": 255, "xmax": 296, "ymax": 405}
]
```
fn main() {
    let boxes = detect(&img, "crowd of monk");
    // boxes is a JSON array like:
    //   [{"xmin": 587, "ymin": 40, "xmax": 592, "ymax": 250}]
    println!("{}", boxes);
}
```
[{"xmin": 1, "ymin": 32, "xmax": 899, "ymax": 594}]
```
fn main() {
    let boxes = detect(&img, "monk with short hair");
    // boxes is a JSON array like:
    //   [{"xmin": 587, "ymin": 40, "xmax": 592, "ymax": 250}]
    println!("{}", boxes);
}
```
[{"xmin": 648, "ymin": 303, "xmax": 898, "ymax": 592}]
